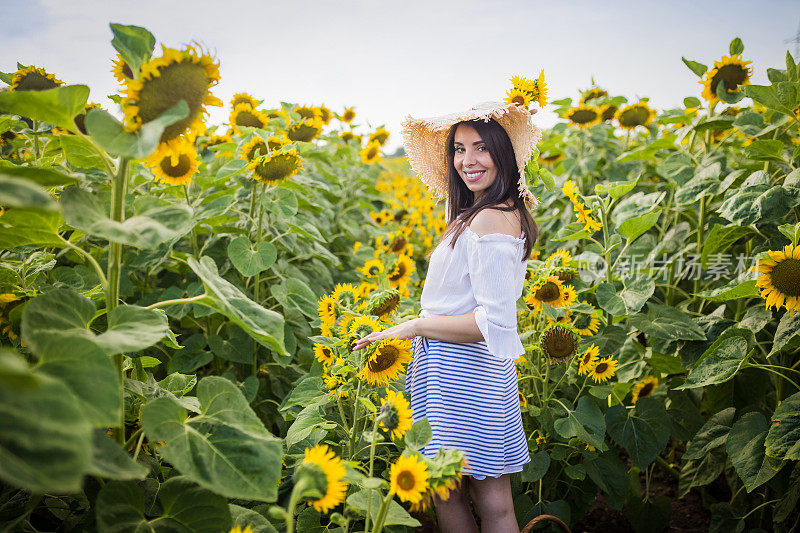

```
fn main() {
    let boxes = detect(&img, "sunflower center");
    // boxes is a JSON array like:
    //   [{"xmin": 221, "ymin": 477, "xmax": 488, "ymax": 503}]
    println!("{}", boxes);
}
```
[
  {"xmin": 369, "ymin": 265, "xmax": 381, "ymax": 275},
  {"xmin": 369, "ymin": 345, "xmax": 399, "ymax": 373},
  {"xmin": 770, "ymin": 258, "xmax": 800, "ymax": 296},
  {"xmin": 389, "ymin": 263, "xmax": 407, "ymax": 282},
  {"xmin": 15, "ymin": 72, "xmax": 59, "ymax": 91},
  {"xmin": 355, "ymin": 325, "xmax": 375, "ymax": 338},
  {"xmin": 639, "ymin": 383, "xmax": 654, "ymax": 397},
  {"xmin": 712, "ymin": 64, "xmax": 749, "ymax": 94},
  {"xmin": 535, "ymin": 282, "xmax": 560, "ymax": 302},
  {"xmin": 372, "ymin": 294, "xmax": 400, "ymax": 316},
  {"xmin": 366, "ymin": 145, "xmax": 379, "ymax": 158},
  {"xmin": 569, "ymin": 110, "xmax": 599, "ymax": 124},
  {"xmin": 390, "ymin": 236, "xmax": 408, "ymax": 253},
  {"xmin": 620, "ymin": 107, "xmax": 650, "ymax": 127},
  {"xmin": 247, "ymin": 141, "xmax": 268, "ymax": 161},
  {"xmin": 339, "ymin": 292, "xmax": 357, "ymax": 308},
  {"xmin": 397, "ymin": 471, "xmax": 416, "ymax": 491},
  {"xmin": 160, "ymin": 154, "xmax": 192, "ymax": 178},
  {"xmin": 236, "ymin": 109, "xmax": 264, "ymax": 128},
  {"xmin": 253, "ymin": 153, "xmax": 300, "ymax": 183},
  {"xmin": 137, "ymin": 61, "xmax": 210, "ymax": 141},
  {"xmin": 288, "ymin": 121, "xmax": 321, "ymax": 142},
  {"xmin": 511, "ymin": 95, "xmax": 527, "ymax": 105},
  {"xmin": 594, "ymin": 362, "xmax": 608, "ymax": 374}
]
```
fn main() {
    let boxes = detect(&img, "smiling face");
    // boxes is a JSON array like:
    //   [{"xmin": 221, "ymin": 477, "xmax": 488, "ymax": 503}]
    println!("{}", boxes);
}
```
[{"xmin": 453, "ymin": 123, "xmax": 498, "ymax": 202}]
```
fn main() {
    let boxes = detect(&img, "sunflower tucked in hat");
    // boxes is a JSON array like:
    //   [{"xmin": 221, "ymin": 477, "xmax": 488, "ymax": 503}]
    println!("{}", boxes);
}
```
[{"xmin": 400, "ymin": 101, "xmax": 542, "ymax": 209}]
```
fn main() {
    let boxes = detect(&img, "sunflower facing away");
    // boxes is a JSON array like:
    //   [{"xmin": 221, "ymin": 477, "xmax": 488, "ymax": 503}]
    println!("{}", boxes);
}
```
[
  {"xmin": 378, "ymin": 389, "xmax": 414, "ymax": 440},
  {"xmin": 700, "ymin": 54, "xmax": 753, "ymax": 104},
  {"xmin": 752, "ymin": 244, "xmax": 800, "ymax": 318},
  {"xmin": 111, "ymin": 54, "xmax": 134, "ymax": 83},
  {"xmin": 300, "ymin": 444, "xmax": 348, "ymax": 513},
  {"xmin": 10, "ymin": 65, "xmax": 64, "ymax": 91},
  {"xmin": 366, "ymin": 288, "xmax": 401, "ymax": 319},
  {"xmin": 144, "ymin": 137, "xmax": 199, "ymax": 186},
  {"xmin": 247, "ymin": 148, "xmax": 303, "ymax": 184},
  {"xmin": 589, "ymin": 356, "xmax": 618, "ymax": 383},
  {"xmin": 331, "ymin": 283, "xmax": 359, "ymax": 310},
  {"xmin": 358, "ymin": 338, "xmax": 412, "ymax": 384},
  {"xmin": 122, "ymin": 44, "xmax": 222, "ymax": 142},
  {"xmin": 348, "ymin": 315, "xmax": 383, "ymax": 342},
  {"xmin": 390, "ymin": 454, "xmax": 430, "ymax": 504},
  {"xmin": 616, "ymin": 102, "xmax": 657, "ymax": 130},
  {"xmin": 565, "ymin": 105, "xmax": 602, "ymax": 129},
  {"xmin": 631, "ymin": 376, "xmax": 658, "ymax": 403}
]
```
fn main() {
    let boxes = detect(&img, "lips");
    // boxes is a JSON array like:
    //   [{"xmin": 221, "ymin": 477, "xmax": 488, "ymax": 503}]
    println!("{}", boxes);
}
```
[{"xmin": 465, "ymin": 170, "xmax": 485, "ymax": 182}]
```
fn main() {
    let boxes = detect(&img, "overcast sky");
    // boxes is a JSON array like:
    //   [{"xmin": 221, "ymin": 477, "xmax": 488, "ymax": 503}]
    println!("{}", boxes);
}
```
[{"xmin": 2, "ymin": 0, "xmax": 799, "ymax": 153}]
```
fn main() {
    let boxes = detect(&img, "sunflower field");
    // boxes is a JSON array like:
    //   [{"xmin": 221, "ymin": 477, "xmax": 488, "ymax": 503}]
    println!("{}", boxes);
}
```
[{"xmin": 1, "ymin": 22, "xmax": 799, "ymax": 532}]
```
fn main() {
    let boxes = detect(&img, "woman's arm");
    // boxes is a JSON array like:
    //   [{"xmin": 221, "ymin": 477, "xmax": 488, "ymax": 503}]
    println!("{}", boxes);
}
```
[{"xmin": 352, "ymin": 313, "xmax": 483, "ymax": 351}]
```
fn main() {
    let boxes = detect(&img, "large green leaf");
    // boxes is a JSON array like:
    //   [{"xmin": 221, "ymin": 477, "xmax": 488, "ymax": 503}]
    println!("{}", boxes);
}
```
[
  {"xmin": 285, "ymin": 402, "xmax": 337, "ymax": 450},
  {"xmin": 0, "ymin": 85, "xmax": 89, "ymax": 131},
  {"xmin": 60, "ymin": 186, "xmax": 194, "ymax": 249},
  {"xmin": 618, "ymin": 209, "xmax": 660, "ymax": 243},
  {"xmin": 584, "ymin": 451, "xmax": 630, "ymax": 509},
  {"xmin": 0, "ymin": 164, "xmax": 80, "ymax": 186},
  {"xmin": 695, "ymin": 279, "xmax": 760, "ymax": 302},
  {"xmin": 229, "ymin": 504, "xmax": 278, "ymax": 533},
  {"xmin": 187, "ymin": 256, "xmax": 287, "ymax": 356},
  {"xmin": 109, "ymin": 23, "xmax": 156, "ymax": 79},
  {"xmin": 141, "ymin": 376, "xmax": 283, "ymax": 502},
  {"xmin": 553, "ymin": 396, "xmax": 606, "ymax": 450},
  {"xmin": 227, "ymin": 236, "xmax": 277, "ymax": 277},
  {"xmin": 0, "ymin": 350, "xmax": 92, "ymax": 493},
  {"xmin": 271, "ymin": 277, "xmax": 319, "ymax": 319},
  {"xmin": 769, "ymin": 311, "xmax": 800, "ymax": 357},
  {"xmin": 719, "ymin": 170, "xmax": 797, "ymax": 225},
  {"xmin": 59, "ymin": 135, "xmax": 106, "ymax": 169},
  {"xmin": 676, "ymin": 328, "xmax": 753, "ymax": 390},
  {"xmin": 765, "ymin": 391, "xmax": 800, "ymax": 461},
  {"xmin": 346, "ymin": 489, "xmax": 421, "ymax": 527},
  {"xmin": 627, "ymin": 303, "xmax": 706, "ymax": 341},
  {"xmin": 701, "ymin": 224, "xmax": 753, "ymax": 269},
  {"xmin": 684, "ymin": 407, "xmax": 736, "ymax": 460},
  {"xmin": 606, "ymin": 397, "xmax": 670, "ymax": 469},
  {"xmin": 726, "ymin": 412, "xmax": 779, "ymax": 492},
  {"xmin": 0, "ymin": 176, "xmax": 56, "ymax": 210},
  {"xmin": 95, "ymin": 476, "xmax": 231, "ymax": 532},
  {"xmin": 0, "ymin": 208, "xmax": 64, "ymax": 248},
  {"xmin": 521, "ymin": 451, "xmax": 550, "ymax": 483},
  {"xmin": 88, "ymin": 429, "xmax": 148, "ymax": 481}
]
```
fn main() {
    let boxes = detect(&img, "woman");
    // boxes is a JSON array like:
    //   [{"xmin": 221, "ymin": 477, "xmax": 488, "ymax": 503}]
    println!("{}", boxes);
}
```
[{"xmin": 354, "ymin": 101, "xmax": 541, "ymax": 533}]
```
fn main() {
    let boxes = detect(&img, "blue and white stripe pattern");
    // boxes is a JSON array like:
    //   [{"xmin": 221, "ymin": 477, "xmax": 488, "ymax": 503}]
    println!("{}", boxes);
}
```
[{"xmin": 406, "ymin": 335, "xmax": 531, "ymax": 480}]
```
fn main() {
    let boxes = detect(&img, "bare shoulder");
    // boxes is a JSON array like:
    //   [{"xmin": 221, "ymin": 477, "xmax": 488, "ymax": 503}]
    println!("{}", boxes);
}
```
[{"xmin": 469, "ymin": 205, "xmax": 521, "ymax": 237}]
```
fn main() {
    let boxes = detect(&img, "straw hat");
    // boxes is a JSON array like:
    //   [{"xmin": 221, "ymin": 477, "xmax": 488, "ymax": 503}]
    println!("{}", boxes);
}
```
[{"xmin": 400, "ymin": 101, "xmax": 543, "ymax": 209}]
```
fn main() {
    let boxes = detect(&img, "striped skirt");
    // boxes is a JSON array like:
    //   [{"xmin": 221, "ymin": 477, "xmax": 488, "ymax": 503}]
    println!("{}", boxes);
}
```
[{"xmin": 406, "ymin": 335, "xmax": 531, "ymax": 480}]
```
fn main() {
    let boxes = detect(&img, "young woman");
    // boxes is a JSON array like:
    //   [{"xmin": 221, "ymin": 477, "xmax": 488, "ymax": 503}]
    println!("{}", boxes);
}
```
[{"xmin": 354, "ymin": 102, "xmax": 541, "ymax": 533}]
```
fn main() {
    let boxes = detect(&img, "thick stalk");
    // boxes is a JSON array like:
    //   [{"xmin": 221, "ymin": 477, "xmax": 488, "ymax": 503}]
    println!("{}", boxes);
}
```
[
  {"xmin": 107, "ymin": 157, "xmax": 131, "ymax": 444},
  {"xmin": 32, "ymin": 120, "xmax": 40, "ymax": 160},
  {"xmin": 691, "ymin": 196, "xmax": 706, "ymax": 312},
  {"xmin": 285, "ymin": 478, "xmax": 311, "ymax": 533},
  {"xmin": 365, "ymin": 417, "xmax": 380, "ymax": 532},
  {"xmin": 599, "ymin": 199, "xmax": 615, "ymax": 325},
  {"xmin": 370, "ymin": 491, "xmax": 394, "ymax": 533},
  {"xmin": 252, "ymin": 182, "xmax": 265, "ymax": 376},
  {"xmin": 349, "ymin": 380, "xmax": 363, "ymax": 459}
]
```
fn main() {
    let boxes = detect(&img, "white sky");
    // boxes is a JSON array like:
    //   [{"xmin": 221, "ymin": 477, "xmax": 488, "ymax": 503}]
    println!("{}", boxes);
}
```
[{"xmin": 2, "ymin": 0, "xmax": 799, "ymax": 153}]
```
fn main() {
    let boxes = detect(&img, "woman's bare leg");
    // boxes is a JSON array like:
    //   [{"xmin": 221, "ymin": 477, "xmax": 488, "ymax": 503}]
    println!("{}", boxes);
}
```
[
  {"xmin": 433, "ymin": 476, "xmax": 479, "ymax": 533},
  {"xmin": 468, "ymin": 473, "xmax": 518, "ymax": 533}
]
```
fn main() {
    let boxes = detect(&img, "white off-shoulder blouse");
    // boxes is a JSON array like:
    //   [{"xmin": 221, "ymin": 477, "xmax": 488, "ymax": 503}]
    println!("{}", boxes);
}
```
[{"xmin": 419, "ymin": 205, "xmax": 527, "ymax": 359}]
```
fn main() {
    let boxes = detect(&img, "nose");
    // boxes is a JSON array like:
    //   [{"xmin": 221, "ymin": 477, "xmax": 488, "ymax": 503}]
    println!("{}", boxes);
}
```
[{"xmin": 462, "ymin": 148, "xmax": 477, "ymax": 167}]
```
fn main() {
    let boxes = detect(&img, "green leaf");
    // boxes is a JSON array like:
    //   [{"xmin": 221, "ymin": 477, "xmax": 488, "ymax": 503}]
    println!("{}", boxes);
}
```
[
  {"xmin": 620, "ymin": 274, "xmax": 656, "ymax": 314},
  {"xmin": 554, "ymin": 396, "xmax": 606, "ymax": 450},
  {"xmin": 584, "ymin": 452, "xmax": 630, "ymax": 509},
  {"xmin": 765, "ymin": 391, "xmax": 800, "ymax": 461},
  {"xmin": 726, "ymin": 412, "xmax": 779, "ymax": 492},
  {"xmin": 59, "ymin": 135, "xmax": 106, "ymax": 169},
  {"xmin": 684, "ymin": 407, "xmax": 735, "ymax": 460},
  {"xmin": 618, "ymin": 209, "xmax": 660, "ymax": 243},
  {"xmin": 88, "ymin": 429, "xmax": 148, "ymax": 481},
  {"xmin": 682, "ymin": 57, "xmax": 708, "ymax": 78},
  {"xmin": 85, "ymin": 100, "xmax": 188, "ymax": 158},
  {"xmin": 0, "ymin": 350, "xmax": 92, "ymax": 493},
  {"xmin": 0, "ymin": 164, "xmax": 80, "ymax": 186},
  {"xmin": 778, "ymin": 221, "xmax": 800, "ymax": 246},
  {"xmin": 616, "ymin": 135, "xmax": 676, "ymax": 163},
  {"xmin": 743, "ymin": 85, "xmax": 795, "ymax": 116},
  {"xmin": 521, "ymin": 451, "xmax": 550, "ymax": 482},
  {"xmin": 95, "ymin": 305, "xmax": 171, "ymax": 356},
  {"xmin": 676, "ymin": 328, "xmax": 753, "ymax": 390},
  {"xmin": 0, "ymin": 208, "xmax": 64, "ymax": 248},
  {"xmin": 229, "ymin": 504, "xmax": 278, "ymax": 533},
  {"xmin": 0, "ymin": 176, "xmax": 57, "ymax": 210},
  {"xmin": 95, "ymin": 476, "xmax": 231, "ymax": 532},
  {"xmin": 141, "ymin": 376, "xmax": 283, "ymax": 502},
  {"xmin": 0, "ymin": 85, "xmax": 89, "ymax": 131},
  {"xmin": 606, "ymin": 397, "xmax": 670, "ymax": 469},
  {"xmin": 595, "ymin": 177, "xmax": 638, "ymax": 199},
  {"xmin": 744, "ymin": 139, "xmax": 785, "ymax": 162},
  {"xmin": 770, "ymin": 311, "xmax": 800, "ymax": 357},
  {"xmin": 627, "ymin": 495, "xmax": 671, "ymax": 533},
  {"xmin": 285, "ymin": 402, "xmax": 336, "ymax": 450},
  {"xmin": 729, "ymin": 37, "xmax": 744, "ymax": 55},
  {"xmin": 695, "ymin": 279, "xmax": 760, "ymax": 302},
  {"xmin": 684, "ymin": 97, "xmax": 702, "ymax": 108},
  {"xmin": 109, "ymin": 23, "xmax": 156, "ymax": 78},
  {"xmin": 271, "ymin": 278, "xmax": 319, "ymax": 319},
  {"xmin": 227, "ymin": 236, "xmax": 277, "ymax": 277},
  {"xmin": 187, "ymin": 256, "xmax": 287, "ymax": 356},
  {"xmin": 60, "ymin": 186, "xmax": 194, "ymax": 249},
  {"xmin": 596, "ymin": 282, "xmax": 626, "ymax": 316},
  {"xmin": 701, "ymin": 224, "xmax": 753, "ymax": 269},
  {"xmin": 346, "ymin": 489, "xmax": 421, "ymax": 527},
  {"xmin": 405, "ymin": 418, "xmax": 433, "ymax": 449},
  {"xmin": 627, "ymin": 303, "xmax": 706, "ymax": 341}
]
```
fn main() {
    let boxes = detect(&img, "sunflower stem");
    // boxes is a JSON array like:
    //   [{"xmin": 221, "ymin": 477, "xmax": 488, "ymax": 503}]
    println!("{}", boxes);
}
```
[
  {"xmin": 370, "ymin": 491, "xmax": 394, "ymax": 533},
  {"xmin": 691, "ymin": 196, "xmax": 706, "ymax": 312},
  {"xmin": 183, "ymin": 185, "xmax": 199, "ymax": 256},
  {"xmin": 145, "ymin": 294, "xmax": 206, "ymax": 310},
  {"xmin": 32, "ymin": 120, "xmax": 40, "ymax": 160},
  {"xmin": 365, "ymin": 416, "xmax": 380, "ymax": 533},
  {"xmin": 252, "ymin": 182, "xmax": 266, "ymax": 376},
  {"xmin": 285, "ymin": 477, "xmax": 311, "ymax": 533},
  {"xmin": 349, "ymin": 380, "xmax": 363, "ymax": 459},
  {"xmin": 598, "ymin": 198, "xmax": 615, "ymax": 326},
  {"xmin": 58, "ymin": 235, "xmax": 108, "ymax": 287},
  {"xmin": 105, "ymin": 157, "xmax": 132, "ymax": 444}
]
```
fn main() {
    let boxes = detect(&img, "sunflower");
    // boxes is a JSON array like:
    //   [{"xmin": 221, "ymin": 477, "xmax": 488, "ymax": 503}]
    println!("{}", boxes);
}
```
[
  {"xmin": 331, "ymin": 283, "xmax": 359, "ymax": 310},
  {"xmin": 293, "ymin": 105, "xmax": 322, "ymax": 121},
  {"xmin": 247, "ymin": 148, "xmax": 303, "ymax": 183},
  {"xmin": 73, "ymin": 103, "xmax": 101, "ymax": 135},
  {"xmin": 360, "ymin": 141, "xmax": 382, "ymax": 165},
  {"xmin": 287, "ymin": 116, "xmax": 323, "ymax": 143},
  {"xmin": 577, "ymin": 344, "xmax": 600, "ymax": 375},
  {"xmin": 313, "ymin": 343, "xmax": 336, "ymax": 367},
  {"xmin": 561, "ymin": 180, "xmax": 579, "ymax": 202},
  {"xmin": 349, "ymin": 315, "xmax": 383, "ymax": 341},
  {"xmin": 580, "ymin": 87, "xmax": 608, "ymax": 105},
  {"xmin": 525, "ymin": 275, "xmax": 569, "ymax": 310},
  {"xmin": 752, "ymin": 244, "xmax": 800, "ymax": 317},
  {"xmin": 337, "ymin": 313, "xmax": 356, "ymax": 338},
  {"xmin": 366, "ymin": 288, "xmax": 401, "ymax": 319},
  {"xmin": 700, "ymin": 54, "xmax": 753, "ymax": 104},
  {"xmin": 573, "ymin": 308, "xmax": 602, "ymax": 336},
  {"xmin": 378, "ymin": 389, "xmax": 414, "ymax": 440},
  {"xmin": 390, "ymin": 454, "xmax": 430, "ymax": 504},
  {"xmin": 369, "ymin": 127, "xmax": 390, "ymax": 146},
  {"xmin": 358, "ymin": 338, "xmax": 412, "ymax": 384},
  {"xmin": 121, "ymin": 44, "xmax": 221, "ymax": 142},
  {"xmin": 359, "ymin": 258, "xmax": 386, "ymax": 278},
  {"xmin": 534, "ymin": 70, "xmax": 548, "ymax": 107},
  {"xmin": 318, "ymin": 105, "xmax": 333, "ymax": 125},
  {"xmin": 144, "ymin": 137, "xmax": 199, "ymax": 186},
  {"xmin": 384, "ymin": 232, "xmax": 413, "ymax": 256},
  {"xmin": 356, "ymin": 282, "xmax": 379, "ymax": 302},
  {"xmin": 240, "ymin": 136, "xmax": 269, "ymax": 162},
  {"xmin": 300, "ymin": 444, "xmax": 348, "ymax": 513},
  {"xmin": 341, "ymin": 131, "xmax": 355, "ymax": 143},
  {"xmin": 387, "ymin": 254, "xmax": 415, "ymax": 288},
  {"xmin": 111, "ymin": 54, "xmax": 134, "ymax": 83},
  {"xmin": 547, "ymin": 249, "xmax": 573, "ymax": 267},
  {"xmin": 229, "ymin": 526, "xmax": 254, "ymax": 533},
  {"xmin": 538, "ymin": 152, "xmax": 564, "ymax": 166},
  {"xmin": 230, "ymin": 92, "xmax": 261, "ymax": 109},
  {"xmin": 565, "ymin": 105, "xmax": 602, "ymax": 129},
  {"xmin": 318, "ymin": 294, "xmax": 338, "ymax": 325},
  {"xmin": 631, "ymin": 376, "xmax": 658, "ymax": 403},
  {"xmin": 616, "ymin": 102, "xmax": 657, "ymax": 130},
  {"xmin": 341, "ymin": 107, "xmax": 356, "ymax": 123},
  {"xmin": 10, "ymin": 66, "xmax": 64, "ymax": 91},
  {"xmin": 267, "ymin": 134, "xmax": 290, "ymax": 151},
  {"xmin": 600, "ymin": 104, "xmax": 618, "ymax": 122},
  {"xmin": 504, "ymin": 87, "xmax": 532, "ymax": 108},
  {"xmin": 540, "ymin": 325, "xmax": 578, "ymax": 364},
  {"xmin": 589, "ymin": 356, "xmax": 618, "ymax": 383},
  {"xmin": 510, "ymin": 74, "xmax": 536, "ymax": 92},
  {"xmin": 230, "ymin": 103, "xmax": 269, "ymax": 134},
  {"xmin": 324, "ymin": 372, "xmax": 348, "ymax": 398}
]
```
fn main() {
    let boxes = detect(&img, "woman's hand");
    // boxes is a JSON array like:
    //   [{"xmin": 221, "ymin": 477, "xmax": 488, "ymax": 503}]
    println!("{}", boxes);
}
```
[{"xmin": 353, "ymin": 318, "xmax": 419, "ymax": 351}]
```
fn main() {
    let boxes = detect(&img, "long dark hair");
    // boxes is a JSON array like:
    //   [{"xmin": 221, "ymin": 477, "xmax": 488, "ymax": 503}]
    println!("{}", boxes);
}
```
[{"xmin": 427, "ymin": 118, "xmax": 539, "ymax": 260}]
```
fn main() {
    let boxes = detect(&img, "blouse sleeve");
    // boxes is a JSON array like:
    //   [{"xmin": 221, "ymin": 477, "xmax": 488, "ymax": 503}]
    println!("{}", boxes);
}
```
[{"xmin": 465, "ymin": 229, "xmax": 525, "ymax": 359}]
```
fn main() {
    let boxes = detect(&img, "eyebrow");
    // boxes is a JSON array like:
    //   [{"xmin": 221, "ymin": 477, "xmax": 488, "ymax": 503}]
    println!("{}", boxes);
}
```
[{"xmin": 453, "ymin": 140, "xmax": 485, "ymax": 146}]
